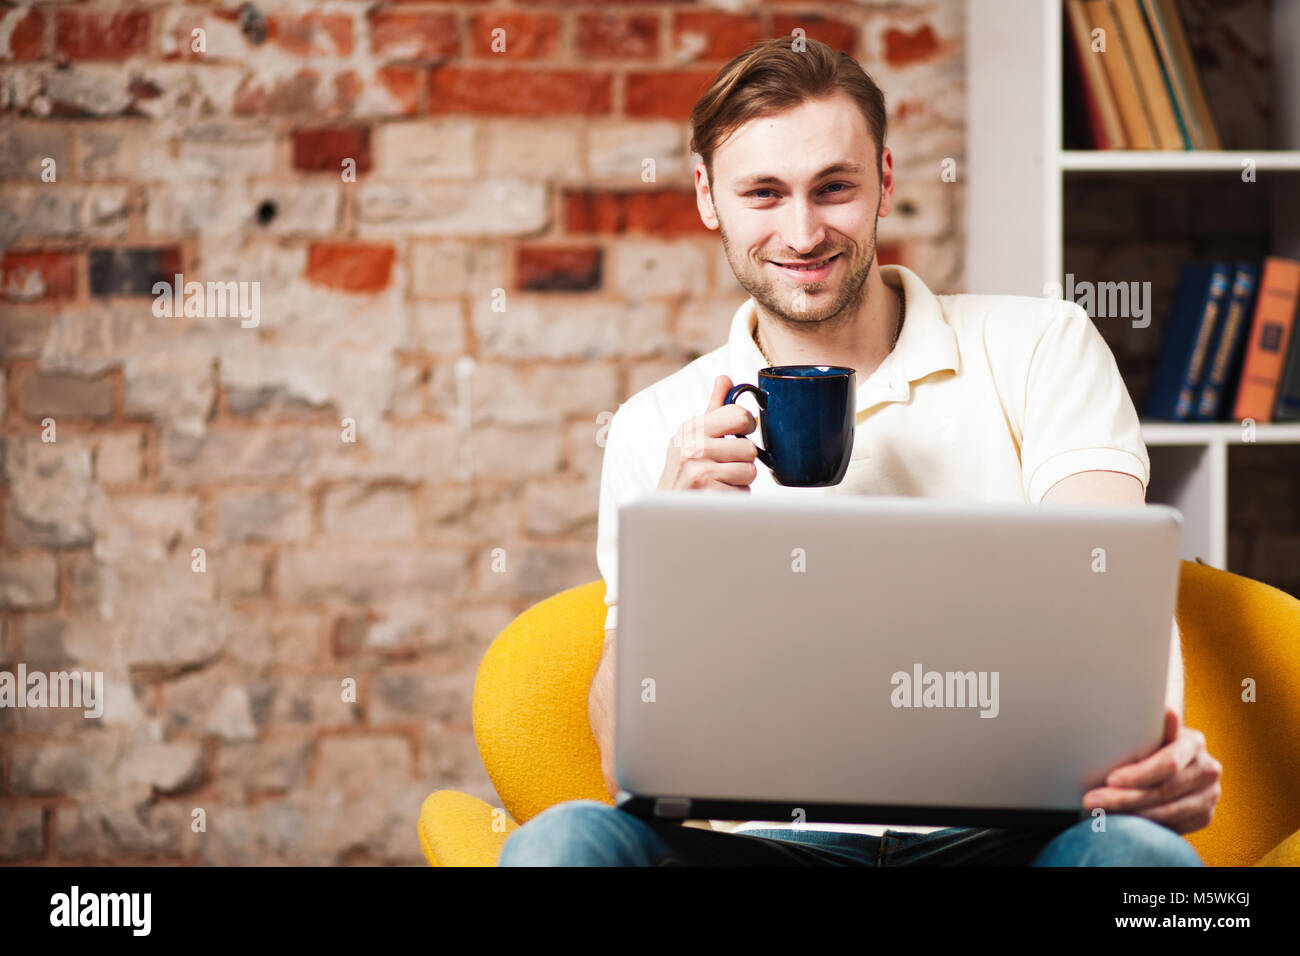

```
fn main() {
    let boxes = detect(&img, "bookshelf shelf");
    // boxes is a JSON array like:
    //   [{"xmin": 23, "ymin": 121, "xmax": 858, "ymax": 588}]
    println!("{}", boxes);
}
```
[
  {"xmin": 1140, "ymin": 422, "xmax": 1300, "ymax": 446},
  {"xmin": 966, "ymin": 0, "xmax": 1299, "ymax": 571},
  {"xmin": 1059, "ymin": 150, "xmax": 1300, "ymax": 172}
]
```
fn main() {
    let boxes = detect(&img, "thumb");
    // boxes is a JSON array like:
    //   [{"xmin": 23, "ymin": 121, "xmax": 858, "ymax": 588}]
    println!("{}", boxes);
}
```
[
  {"xmin": 1162, "ymin": 706, "xmax": 1181, "ymax": 745},
  {"xmin": 707, "ymin": 375, "xmax": 733, "ymax": 413}
]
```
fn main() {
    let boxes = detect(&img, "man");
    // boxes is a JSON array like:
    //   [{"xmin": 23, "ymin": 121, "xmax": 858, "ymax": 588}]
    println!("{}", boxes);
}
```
[{"xmin": 499, "ymin": 36, "xmax": 1220, "ymax": 866}]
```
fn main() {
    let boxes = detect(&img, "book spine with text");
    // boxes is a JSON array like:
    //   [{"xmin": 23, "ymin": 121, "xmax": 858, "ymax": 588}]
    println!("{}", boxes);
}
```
[{"xmin": 1231, "ymin": 257, "xmax": 1300, "ymax": 423}]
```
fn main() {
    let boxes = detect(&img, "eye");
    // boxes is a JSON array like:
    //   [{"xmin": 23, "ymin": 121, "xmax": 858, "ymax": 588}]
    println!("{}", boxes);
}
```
[
  {"xmin": 823, "ymin": 182, "xmax": 853, "ymax": 194},
  {"xmin": 748, "ymin": 188, "xmax": 776, "ymax": 199}
]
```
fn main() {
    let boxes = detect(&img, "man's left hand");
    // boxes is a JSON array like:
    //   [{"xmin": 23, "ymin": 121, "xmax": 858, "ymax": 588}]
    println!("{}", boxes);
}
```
[{"xmin": 1082, "ymin": 707, "xmax": 1222, "ymax": 835}]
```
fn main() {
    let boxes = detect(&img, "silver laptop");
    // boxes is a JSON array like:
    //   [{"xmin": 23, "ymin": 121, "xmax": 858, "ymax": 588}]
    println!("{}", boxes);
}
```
[{"xmin": 613, "ymin": 491, "xmax": 1183, "ymax": 828}]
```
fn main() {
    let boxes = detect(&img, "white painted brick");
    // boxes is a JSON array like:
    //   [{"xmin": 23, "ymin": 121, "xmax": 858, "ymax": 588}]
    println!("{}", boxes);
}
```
[
  {"xmin": 586, "ymin": 119, "xmax": 690, "ymax": 182},
  {"xmin": 472, "ymin": 297, "xmax": 673, "ymax": 359},
  {"xmin": 358, "ymin": 179, "xmax": 548, "ymax": 237},
  {"xmin": 410, "ymin": 240, "xmax": 506, "ymax": 299},
  {"xmin": 483, "ymin": 119, "xmax": 581, "ymax": 179},
  {"xmin": 612, "ymin": 239, "xmax": 711, "ymax": 298},
  {"xmin": 374, "ymin": 119, "xmax": 476, "ymax": 178}
]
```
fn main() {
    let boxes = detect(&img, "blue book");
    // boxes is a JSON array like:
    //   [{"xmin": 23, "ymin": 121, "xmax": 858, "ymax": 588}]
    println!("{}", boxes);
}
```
[
  {"xmin": 1145, "ymin": 262, "xmax": 1232, "ymax": 421},
  {"xmin": 1194, "ymin": 261, "xmax": 1259, "ymax": 421}
]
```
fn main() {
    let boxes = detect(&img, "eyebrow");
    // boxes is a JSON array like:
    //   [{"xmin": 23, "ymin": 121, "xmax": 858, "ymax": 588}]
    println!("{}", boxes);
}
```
[{"xmin": 733, "ymin": 162, "xmax": 866, "ymax": 190}]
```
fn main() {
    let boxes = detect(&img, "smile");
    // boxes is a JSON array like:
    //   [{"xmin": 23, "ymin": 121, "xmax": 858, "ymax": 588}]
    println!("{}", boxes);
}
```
[{"xmin": 770, "ymin": 253, "xmax": 840, "ymax": 281}]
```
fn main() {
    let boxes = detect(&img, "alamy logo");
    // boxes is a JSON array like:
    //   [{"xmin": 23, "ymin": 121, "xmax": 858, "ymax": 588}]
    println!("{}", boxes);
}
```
[
  {"xmin": 1043, "ymin": 273, "xmax": 1152, "ymax": 329},
  {"xmin": 152, "ymin": 273, "xmax": 260, "ymax": 328},
  {"xmin": 50, "ymin": 886, "xmax": 151, "ymax": 936},
  {"xmin": 0, "ymin": 665, "xmax": 103, "ymax": 718},
  {"xmin": 890, "ymin": 663, "xmax": 1000, "ymax": 718}
]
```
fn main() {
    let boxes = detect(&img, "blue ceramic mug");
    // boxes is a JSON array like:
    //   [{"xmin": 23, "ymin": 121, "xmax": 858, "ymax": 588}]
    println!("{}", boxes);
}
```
[{"xmin": 725, "ymin": 365, "xmax": 856, "ymax": 487}]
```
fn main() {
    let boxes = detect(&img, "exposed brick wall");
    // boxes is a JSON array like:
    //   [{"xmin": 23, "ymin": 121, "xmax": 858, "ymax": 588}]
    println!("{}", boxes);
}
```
[{"xmin": 0, "ymin": 0, "xmax": 964, "ymax": 864}]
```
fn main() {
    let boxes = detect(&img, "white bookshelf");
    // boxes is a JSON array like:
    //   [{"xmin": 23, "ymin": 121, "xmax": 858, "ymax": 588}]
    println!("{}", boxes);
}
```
[
  {"xmin": 1059, "ymin": 150, "xmax": 1300, "ymax": 172},
  {"xmin": 965, "ymin": 0, "xmax": 1300, "ymax": 570}
]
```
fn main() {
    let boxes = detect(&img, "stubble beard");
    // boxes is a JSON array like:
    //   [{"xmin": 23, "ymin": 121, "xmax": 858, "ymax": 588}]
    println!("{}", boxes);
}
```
[{"xmin": 718, "ymin": 196, "xmax": 881, "ymax": 332}]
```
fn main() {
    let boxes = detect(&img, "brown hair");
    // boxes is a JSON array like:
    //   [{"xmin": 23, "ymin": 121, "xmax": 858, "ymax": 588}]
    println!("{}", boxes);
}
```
[{"xmin": 689, "ymin": 36, "xmax": 888, "ymax": 184}]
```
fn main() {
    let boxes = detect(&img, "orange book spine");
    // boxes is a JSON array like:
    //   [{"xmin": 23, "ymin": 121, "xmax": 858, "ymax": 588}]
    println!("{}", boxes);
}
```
[
  {"xmin": 1066, "ymin": 0, "xmax": 1127, "ymax": 148},
  {"xmin": 1232, "ymin": 258, "xmax": 1300, "ymax": 423},
  {"xmin": 1112, "ymin": 0, "xmax": 1184, "ymax": 148},
  {"xmin": 1085, "ymin": 0, "xmax": 1156, "ymax": 148}
]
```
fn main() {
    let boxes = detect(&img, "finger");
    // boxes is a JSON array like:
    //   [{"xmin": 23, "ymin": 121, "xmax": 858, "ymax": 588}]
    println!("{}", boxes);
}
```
[
  {"xmin": 1086, "ymin": 750, "xmax": 1219, "ymax": 813},
  {"xmin": 1107, "ymin": 730, "xmax": 1199, "ymax": 790},
  {"xmin": 705, "ymin": 479, "xmax": 753, "ymax": 492},
  {"xmin": 1084, "ymin": 768, "xmax": 1209, "ymax": 815},
  {"xmin": 681, "ymin": 458, "xmax": 757, "ymax": 488},
  {"xmin": 705, "ymin": 460, "xmax": 759, "ymax": 487},
  {"xmin": 706, "ymin": 375, "xmax": 733, "ymax": 414},
  {"xmin": 1126, "ymin": 785, "xmax": 1219, "ymax": 834},
  {"xmin": 1162, "ymin": 708, "xmax": 1181, "ymax": 746},
  {"xmin": 1083, "ymin": 784, "xmax": 1169, "ymax": 814},
  {"xmin": 691, "ymin": 436, "xmax": 758, "ymax": 463},
  {"xmin": 684, "ymin": 404, "xmax": 757, "ymax": 444}
]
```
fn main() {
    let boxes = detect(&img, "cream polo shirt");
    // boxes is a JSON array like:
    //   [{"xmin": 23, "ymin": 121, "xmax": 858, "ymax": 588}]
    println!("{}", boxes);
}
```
[{"xmin": 594, "ymin": 263, "xmax": 1151, "ymax": 837}]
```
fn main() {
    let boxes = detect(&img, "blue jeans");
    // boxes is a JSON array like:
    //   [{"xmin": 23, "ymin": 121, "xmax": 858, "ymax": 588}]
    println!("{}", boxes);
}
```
[{"xmin": 498, "ymin": 800, "xmax": 1205, "ymax": 866}]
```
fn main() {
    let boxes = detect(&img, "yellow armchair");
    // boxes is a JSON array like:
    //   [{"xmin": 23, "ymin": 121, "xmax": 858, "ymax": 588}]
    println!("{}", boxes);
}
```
[{"xmin": 418, "ymin": 561, "xmax": 1300, "ymax": 867}]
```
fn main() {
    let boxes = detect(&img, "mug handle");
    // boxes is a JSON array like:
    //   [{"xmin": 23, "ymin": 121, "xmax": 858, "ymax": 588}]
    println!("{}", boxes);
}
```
[{"xmin": 724, "ymin": 383, "xmax": 775, "ymax": 470}]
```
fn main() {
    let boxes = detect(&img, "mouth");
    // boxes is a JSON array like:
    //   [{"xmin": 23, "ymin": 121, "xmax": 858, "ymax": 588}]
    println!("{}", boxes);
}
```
[{"xmin": 769, "ymin": 253, "xmax": 841, "ymax": 282}]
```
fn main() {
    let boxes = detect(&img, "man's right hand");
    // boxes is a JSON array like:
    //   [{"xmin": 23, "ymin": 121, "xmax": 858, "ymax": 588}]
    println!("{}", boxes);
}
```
[{"xmin": 657, "ymin": 375, "xmax": 760, "ymax": 491}]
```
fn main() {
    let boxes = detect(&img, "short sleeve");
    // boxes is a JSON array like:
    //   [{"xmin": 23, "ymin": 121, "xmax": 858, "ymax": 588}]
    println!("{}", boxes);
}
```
[{"xmin": 1020, "ymin": 301, "xmax": 1150, "ymax": 504}]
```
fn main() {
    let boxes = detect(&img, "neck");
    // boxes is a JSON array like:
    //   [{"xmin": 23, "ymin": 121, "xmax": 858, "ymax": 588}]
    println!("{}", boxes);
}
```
[{"xmin": 753, "ymin": 263, "xmax": 901, "ymax": 376}]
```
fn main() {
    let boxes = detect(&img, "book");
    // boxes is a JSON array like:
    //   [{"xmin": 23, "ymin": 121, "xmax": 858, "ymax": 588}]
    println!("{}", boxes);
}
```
[
  {"xmin": 1274, "ymin": 306, "xmax": 1300, "ymax": 420},
  {"xmin": 1065, "ymin": 0, "xmax": 1127, "ymax": 148},
  {"xmin": 1232, "ymin": 257, "xmax": 1300, "ymax": 423},
  {"xmin": 1085, "ymin": 0, "xmax": 1156, "ymax": 148},
  {"xmin": 1195, "ymin": 261, "xmax": 1258, "ymax": 420},
  {"xmin": 1142, "ymin": 0, "xmax": 1223, "ymax": 149},
  {"xmin": 1111, "ymin": 0, "xmax": 1186, "ymax": 148},
  {"xmin": 1145, "ymin": 262, "xmax": 1231, "ymax": 420}
]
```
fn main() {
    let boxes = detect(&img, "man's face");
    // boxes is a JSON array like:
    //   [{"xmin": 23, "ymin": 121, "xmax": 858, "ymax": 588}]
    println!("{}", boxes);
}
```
[{"xmin": 696, "ymin": 93, "xmax": 894, "ymax": 326}]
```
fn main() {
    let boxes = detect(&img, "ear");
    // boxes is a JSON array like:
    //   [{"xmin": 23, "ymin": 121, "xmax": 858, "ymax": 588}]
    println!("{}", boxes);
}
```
[
  {"xmin": 695, "ymin": 161, "xmax": 720, "ymax": 230},
  {"xmin": 876, "ymin": 145, "xmax": 896, "ymax": 219}
]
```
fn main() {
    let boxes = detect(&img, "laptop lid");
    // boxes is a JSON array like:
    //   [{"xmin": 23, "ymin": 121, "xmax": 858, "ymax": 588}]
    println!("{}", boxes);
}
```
[{"xmin": 614, "ymin": 492, "xmax": 1182, "ymax": 828}]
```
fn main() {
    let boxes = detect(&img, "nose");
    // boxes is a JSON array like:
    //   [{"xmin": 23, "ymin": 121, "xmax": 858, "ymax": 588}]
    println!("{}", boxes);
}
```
[{"xmin": 780, "ymin": 196, "xmax": 828, "ymax": 258}]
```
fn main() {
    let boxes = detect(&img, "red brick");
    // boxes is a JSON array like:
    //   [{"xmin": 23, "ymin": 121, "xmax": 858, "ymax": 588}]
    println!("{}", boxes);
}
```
[
  {"xmin": 467, "ymin": 12, "xmax": 560, "ymax": 59},
  {"xmin": 268, "ymin": 14, "xmax": 354, "ymax": 57},
  {"xmin": 515, "ymin": 0, "xmax": 690, "ymax": 4},
  {"xmin": 55, "ymin": 10, "xmax": 150, "ymax": 61},
  {"xmin": 89, "ymin": 247, "xmax": 181, "ymax": 296},
  {"xmin": 333, "ymin": 72, "xmax": 363, "ymax": 115},
  {"xmin": 1, "ymin": 252, "xmax": 78, "ymax": 301},
  {"xmin": 770, "ymin": 15, "xmax": 857, "ymax": 54},
  {"xmin": 882, "ymin": 24, "xmax": 941, "ymax": 68},
  {"xmin": 429, "ymin": 68, "xmax": 610, "ymax": 116},
  {"xmin": 6, "ymin": 8, "xmax": 44, "ymax": 61},
  {"xmin": 564, "ymin": 192, "xmax": 623, "ymax": 235},
  {"xmin": 672, "ymin": 12, "xmax": 762, "ymax": 61},
  {"xmin": 576, "ymin": 14, "xmax": 659, "ymax": 60},
  {"xmin": 305, "ymin": 243, "xmax": 396, "ymax": 292},
  {"xmin": 515, "ymin": 244, "xmax": 603, "ymax": 292},
  {"xmin": 293, "ymin": 127, "xmax": 372, "ymax": 173},
  {"xmin": 564, "ymin": 190, "xmax": 709, "ymax": 237},
  {"xmin": 377, "ymin": 66, "xmax": 422, "ymax": 115},
  {"xmin": 624, "ymin": 191, "xmax": 710, "ymax": 236},
  {"xmin": 624, "ymin": 70, "xmax": 715, "ymax": 120},
  {"xmin": 876, "ymin": 243, "xmax": 905, "ymax": 268},
  {"xmin": 369, "ymin": 11, "xmax": 458, "ymax": 60},
  {"xmin": 233, "ymin": 69, "xmax": 321, "ymax": 115}
]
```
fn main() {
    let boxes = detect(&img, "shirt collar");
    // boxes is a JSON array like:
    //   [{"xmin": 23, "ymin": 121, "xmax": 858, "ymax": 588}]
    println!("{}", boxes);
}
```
[{"xmin": 725, "ymin": 263, "xmax": 960, "ymax": 415}]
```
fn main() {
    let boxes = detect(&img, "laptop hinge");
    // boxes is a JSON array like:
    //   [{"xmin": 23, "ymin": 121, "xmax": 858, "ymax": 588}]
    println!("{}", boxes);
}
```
[{"xmin": 653, "ymin": 797, "xmax": 692, "ymax": 819}]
